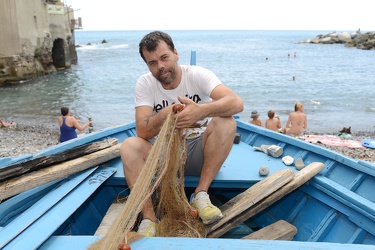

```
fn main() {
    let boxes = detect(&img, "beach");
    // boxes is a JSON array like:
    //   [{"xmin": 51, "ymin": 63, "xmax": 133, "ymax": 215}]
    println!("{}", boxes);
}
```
[{"xmin": 1, "ymin": 124, "xmax": 374, "ymax": 163}]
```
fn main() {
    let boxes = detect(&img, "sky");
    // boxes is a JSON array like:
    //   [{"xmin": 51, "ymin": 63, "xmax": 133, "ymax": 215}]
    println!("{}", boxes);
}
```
[{"xmin": 65, "ymin": 0, "xmax": 373, "ymax": 31}]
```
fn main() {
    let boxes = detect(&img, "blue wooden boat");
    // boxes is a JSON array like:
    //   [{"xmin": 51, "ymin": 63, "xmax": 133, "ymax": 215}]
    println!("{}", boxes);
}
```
[{"xmin": 1, "ymin": 118, "xmax": 375, "ymax": 250}]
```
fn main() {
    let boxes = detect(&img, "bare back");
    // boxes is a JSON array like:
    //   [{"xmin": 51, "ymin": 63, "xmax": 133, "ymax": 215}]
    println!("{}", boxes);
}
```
[
  {"xmin": 265, "ymin": 117, "xmax": 281, "ymax": 132},
  {"xmin": 285, "ymin": 111, "xmax": 307, "ymax": 136}
]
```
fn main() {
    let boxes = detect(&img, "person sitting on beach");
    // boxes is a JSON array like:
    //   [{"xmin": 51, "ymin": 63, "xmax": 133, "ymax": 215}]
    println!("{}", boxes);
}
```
[
  {"xmin": 248, "ymin": 111, "xmax": 262, "ymax": 127},
  {"xmin": 0, "ymin": 118, "xmax": 16, "ymax": 128},
  {"xmin": 265, "ymin": 110, "xmax": 282, "ymax": 132},
  {"xmin": 120, "ymin": 31, "xmax": 244, "ymax": 237},
  {"xmin": 58, "ymin": 107, "xmax": 91, "ymax": 143},
  {"xmin": 283, "ymin": 102, "xmax": 307, "ymax": 137}
]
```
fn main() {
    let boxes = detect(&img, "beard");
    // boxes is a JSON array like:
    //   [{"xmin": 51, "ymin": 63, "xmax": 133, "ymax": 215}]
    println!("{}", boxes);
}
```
[{"xmin": 155, "ymin": 66, "xmax": 178, "ymax": 85}]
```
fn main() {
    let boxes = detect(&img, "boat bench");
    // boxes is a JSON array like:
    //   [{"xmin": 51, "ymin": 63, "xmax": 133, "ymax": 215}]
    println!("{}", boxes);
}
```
[{"xmin": 0, "ymin": 167, "xmax": 116, "ymax": 250}]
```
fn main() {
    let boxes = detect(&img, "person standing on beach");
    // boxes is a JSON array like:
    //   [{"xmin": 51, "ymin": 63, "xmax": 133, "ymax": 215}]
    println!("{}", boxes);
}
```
[
  {"xmin": 283, "ymin": 102, "xmax": 307, "ymax": 136},
  {"xmin": 248, "ymin": 110, "xmax": 262, "ymax": 127},
  {"xmin": 265, "ymin": 110, "xmax": 282, "ymax": 132},
  {"xmin": 58, "ymin": 107, "xmax": 91, "ymax": 143},
  {"xmin": 120, "ymin": 31, "xmax": 244, "ymax": 236}
]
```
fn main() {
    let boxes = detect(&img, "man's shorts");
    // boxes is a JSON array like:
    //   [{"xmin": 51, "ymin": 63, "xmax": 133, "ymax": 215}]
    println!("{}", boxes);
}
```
[
  {"xmin": 149, "ymin": 135, "xmax": 204, "ymax": 176},
  {"xmin": 185, "ymin": 135, "xmax": 204, "ymax": 176}
]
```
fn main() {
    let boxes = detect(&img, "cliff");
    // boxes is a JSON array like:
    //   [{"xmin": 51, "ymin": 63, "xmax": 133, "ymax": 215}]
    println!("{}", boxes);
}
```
[{"xmin": 0, "ymin": 0, "xmax": 80, "ymax": 84}]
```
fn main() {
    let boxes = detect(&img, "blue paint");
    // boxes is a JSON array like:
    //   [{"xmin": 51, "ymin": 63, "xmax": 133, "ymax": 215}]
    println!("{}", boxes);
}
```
[{"xmin": 1, "ymin": 119, "xmax": 375, "ymax": 249}]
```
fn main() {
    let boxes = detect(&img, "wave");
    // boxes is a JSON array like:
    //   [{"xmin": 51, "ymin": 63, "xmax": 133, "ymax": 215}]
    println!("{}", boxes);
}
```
[{"xmin": 76, "ymin": 44, "xmax": 129, "ymax": 50}]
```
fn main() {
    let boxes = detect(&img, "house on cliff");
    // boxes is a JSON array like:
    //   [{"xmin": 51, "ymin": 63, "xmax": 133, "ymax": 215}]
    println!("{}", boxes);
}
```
[{"xmin": 0, "ymin": 0, "xmax": 82, "ymax": 84}]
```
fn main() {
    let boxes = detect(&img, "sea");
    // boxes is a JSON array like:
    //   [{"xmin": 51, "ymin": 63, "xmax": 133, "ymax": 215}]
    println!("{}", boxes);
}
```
[{"xmin": 1, "ymin": 30, "xmax": 374, "ymax": 133}]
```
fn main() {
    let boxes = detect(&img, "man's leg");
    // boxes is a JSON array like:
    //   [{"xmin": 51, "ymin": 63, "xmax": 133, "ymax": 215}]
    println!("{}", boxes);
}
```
[
  {"xmin": 120, "ymin": 137, "xmax": 156, "ymax": 222},
  {"xmin": 190, "ymin": 116, "xmax": 236, "ymax": 224},
  {"xmin": 195, "ymin": 116, "xmax": 236, "ymax": 193}
]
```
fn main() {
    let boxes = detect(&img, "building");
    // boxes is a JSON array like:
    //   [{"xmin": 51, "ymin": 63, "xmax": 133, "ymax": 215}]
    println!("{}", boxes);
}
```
[{"xmin": 0, "ymin": 0, "xmax": 81, "ymax": 84}]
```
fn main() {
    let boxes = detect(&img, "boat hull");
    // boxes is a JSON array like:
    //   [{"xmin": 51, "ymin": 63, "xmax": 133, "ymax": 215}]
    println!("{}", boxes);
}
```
[{"xmin": 1, "ymin": 119, "xmax": 375, "ymax": 249}]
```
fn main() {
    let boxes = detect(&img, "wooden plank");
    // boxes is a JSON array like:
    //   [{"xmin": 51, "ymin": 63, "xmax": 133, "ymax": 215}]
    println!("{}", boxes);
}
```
[
  {"xmin": 0, "ymin": 167, "xmax": 98, "ymax": 249},
  {"xmin": 94, "ymin": 197, "xmax": 125, "ymax": 236},
  {"xmin": 242, "ymin": 220, "xmax": 297, "ymax": 240},
  {"xmin": 0, "ymin": 138, "xmax": 118, "ymax": 182},
  {"xmin": 0, "ymin": 143, "xmax": 121, "ymax": 200},
  {"xmin": 208, "ymin": 162, "xmax": 324, "ymax": 238},
  {"xmin": 3, "ymin": 167, "xmax": 117, "ymax": 250},
  {"xmin": 207, "ymin": 168, "xmax": 295, "ymax": 233}
]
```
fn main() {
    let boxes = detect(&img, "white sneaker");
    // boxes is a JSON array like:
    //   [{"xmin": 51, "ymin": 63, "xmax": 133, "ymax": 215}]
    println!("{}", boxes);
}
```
[
  {"xmin": 137, "ymin": 218, "xmax": 156, "ymax": 237},
  {"xmin": 190, "ymin": 191, "xmax": 223, "ymax": 225}
]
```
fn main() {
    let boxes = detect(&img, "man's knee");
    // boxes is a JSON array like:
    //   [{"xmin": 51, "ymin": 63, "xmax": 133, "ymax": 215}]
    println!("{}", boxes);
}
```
[
  {"xmin": 120, "ymin": 137, "xmax": 151, "ymax": 162},
  {"xmin": 210, "ymin": 117, "xmax": 236, "ymax": 135}
]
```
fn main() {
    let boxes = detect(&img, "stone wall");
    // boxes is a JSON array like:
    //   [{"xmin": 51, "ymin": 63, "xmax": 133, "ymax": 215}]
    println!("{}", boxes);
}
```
[{"xmin": 0, "ymin": 0, "xmax": 78, "ymax": 84}]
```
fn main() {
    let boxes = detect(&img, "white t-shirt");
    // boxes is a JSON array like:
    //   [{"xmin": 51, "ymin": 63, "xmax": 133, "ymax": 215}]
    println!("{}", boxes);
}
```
[{"xmin": 135, "ymin": 65, "xmax": 222, "ymax": 138}]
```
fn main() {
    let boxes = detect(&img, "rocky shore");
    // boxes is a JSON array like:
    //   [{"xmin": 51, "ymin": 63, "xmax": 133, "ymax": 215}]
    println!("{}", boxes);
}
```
[
  {"xmin": 1, "ymin": 124, "xmax": 374, "ymax": 163},
  {"xmin": 300, "ymin": 30, "xmax": 375, "ymax": 50}
]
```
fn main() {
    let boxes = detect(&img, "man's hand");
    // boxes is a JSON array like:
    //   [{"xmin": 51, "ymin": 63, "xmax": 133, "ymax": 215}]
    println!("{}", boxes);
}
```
[{"xmin": 175, "ymin": 97, "xmax": 203, "ymax": 128}]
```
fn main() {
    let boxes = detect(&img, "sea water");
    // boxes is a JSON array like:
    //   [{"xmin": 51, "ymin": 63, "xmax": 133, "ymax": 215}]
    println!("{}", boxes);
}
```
[{"xmin": 0, "ymin": 30, "xmax": 374, "ymax": 133}]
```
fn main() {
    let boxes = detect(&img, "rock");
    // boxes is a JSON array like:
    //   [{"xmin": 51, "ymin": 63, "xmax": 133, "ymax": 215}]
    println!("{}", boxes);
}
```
[
  {"xmin": 295, "ymin": 158, "xmax": 305, "ymax": 170},
  {"xmin": 261, "ymin": 144, "xmax": 271, "ymax": 154},
  {"xmin": 253, "ymin": 144, "xmax": 283, "ymax": 158},
  {"xmin": 300, "ymin": 31, "xmax": 375, "ymax": 50},
  {"xmin": 267, "ymin": 145, "xmax": 283, "ymax": 158},
  {"xmin": 259, "ymin": 166, "xmax": 270, "ymax": 176},
  {"xmin": 282, "ymin": 156, "xmax": 294, "ymax": 166}
]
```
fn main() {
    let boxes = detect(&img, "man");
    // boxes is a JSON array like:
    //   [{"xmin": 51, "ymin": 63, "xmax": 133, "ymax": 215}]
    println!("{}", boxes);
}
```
[{"xmin": 120, "ymin": 31, "xmax": 243, "ymax": 236}]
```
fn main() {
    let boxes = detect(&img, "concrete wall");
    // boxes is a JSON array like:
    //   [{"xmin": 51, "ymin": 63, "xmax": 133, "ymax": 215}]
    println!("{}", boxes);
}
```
[
  {"xmin": 0, "ymin": 0, "xmax": 77, "ymax": 84},
  {"xmin": 0, "ymin": 0, "xmax": 21, "ymax": 55}
]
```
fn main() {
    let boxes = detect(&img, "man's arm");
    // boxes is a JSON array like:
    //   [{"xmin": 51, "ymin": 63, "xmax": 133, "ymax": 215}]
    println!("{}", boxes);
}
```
[
  {"xmin": 175, "ymin": 84, "xmax": 243, "ymax": 128},
  {"xmin": 205, "ymin": 84, "xmax": 244, "ymax": 117},
  {"xmin": 135, "ymin": 105, "xmax": 174, "ymax": 139}
]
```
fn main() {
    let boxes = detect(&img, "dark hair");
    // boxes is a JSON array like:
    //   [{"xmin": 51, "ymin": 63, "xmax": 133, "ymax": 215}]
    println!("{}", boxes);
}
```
[
  {"xmin": 139, "ymin": 31, "xmax": 175, "ymax": 62},
  {"xmin": 61, "ymin": 107, "xmax": 69, "ymax": 116}
]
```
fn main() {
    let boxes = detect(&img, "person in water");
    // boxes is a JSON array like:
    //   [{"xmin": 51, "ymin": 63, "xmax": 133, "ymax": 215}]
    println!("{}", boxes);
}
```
[
  {"xmin": 265, "ymin": 110, "xmax": 282, "ymax": 132},
  {"xmin": 58, "ymin": 107, "xmax": 91, "ymax": 143},
  {"xmin": 283, "ymin": 102, "xmax": 307, "ymax": 136}
]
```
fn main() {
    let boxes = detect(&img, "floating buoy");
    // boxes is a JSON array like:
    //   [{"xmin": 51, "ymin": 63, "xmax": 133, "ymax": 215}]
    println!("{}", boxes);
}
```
[
  {"xmin": 172, "ymin": 104, "xmax": 184, "ymax": 113},
  {"xmin": 118, "ymin": 243, "xmax": 131, "ymax": 250},
  {"xmin": 189, "ymin": 207, "xmax": 199, "ymax": 219}
]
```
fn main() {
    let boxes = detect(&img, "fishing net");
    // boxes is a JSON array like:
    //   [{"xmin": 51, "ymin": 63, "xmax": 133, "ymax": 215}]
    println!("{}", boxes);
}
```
[{"xmin": 89, "ymin": 109, "xmax": 205, "ymax": 250}]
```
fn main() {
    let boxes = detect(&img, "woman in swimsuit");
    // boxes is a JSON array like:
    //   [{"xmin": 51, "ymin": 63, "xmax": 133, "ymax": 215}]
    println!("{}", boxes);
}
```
[
  {"xmin": 283, "ymin": 102, "xmax": 307, "ymax": 137},
  {"xmin": 58, "ymin": 107, "xmax": 91, "ymax": 143}
]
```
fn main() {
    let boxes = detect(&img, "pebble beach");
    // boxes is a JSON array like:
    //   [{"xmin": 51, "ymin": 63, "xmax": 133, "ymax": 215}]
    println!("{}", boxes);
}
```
[{"xmin": 1, "ymin": 124, "xmax": 374, "ymax": 163}]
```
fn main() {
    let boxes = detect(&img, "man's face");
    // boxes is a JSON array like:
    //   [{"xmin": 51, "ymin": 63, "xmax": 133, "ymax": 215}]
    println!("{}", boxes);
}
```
[{"xmin": 142, "ymin": 40, "xmax": 179, "ymax": 87}]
